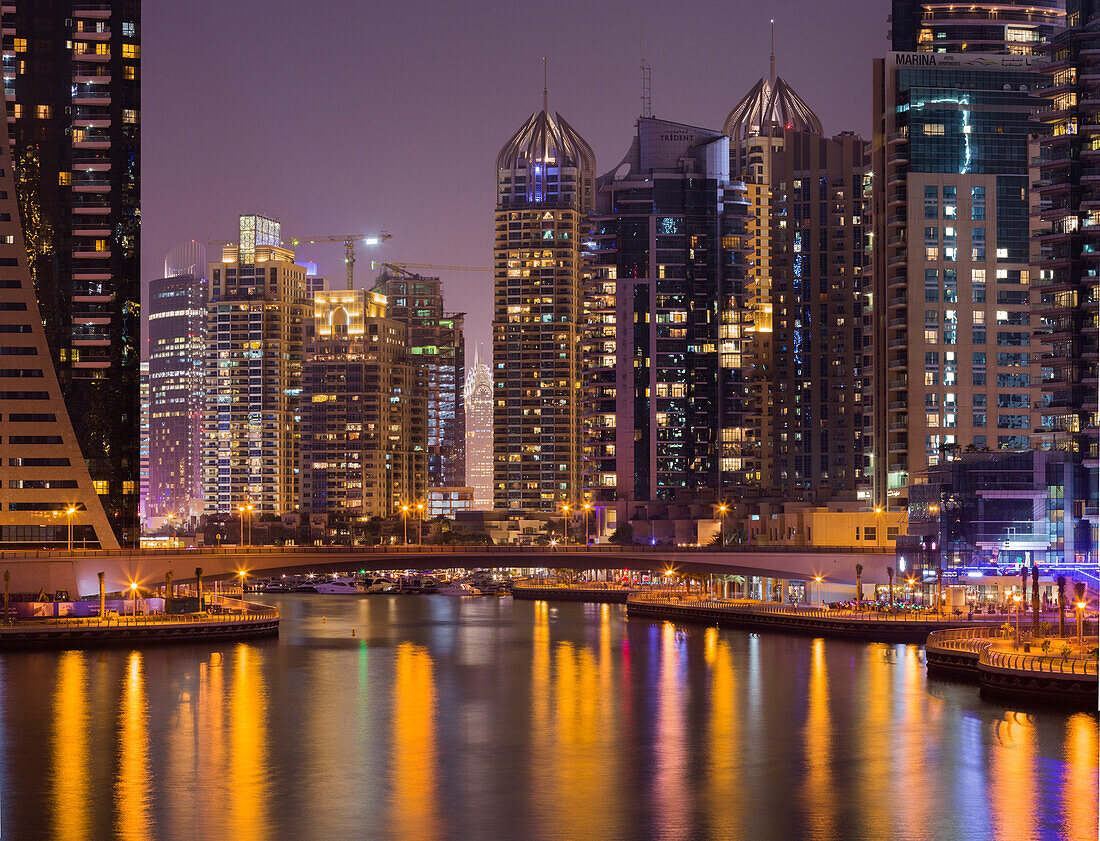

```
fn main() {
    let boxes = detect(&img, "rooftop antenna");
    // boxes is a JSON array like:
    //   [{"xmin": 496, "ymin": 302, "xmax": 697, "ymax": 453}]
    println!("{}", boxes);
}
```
[
  {"xmin": 769, "ymin": 19, "xmax": 776, "ymax": 87},
  {"xmin": 542, "ymin": 56, "xmax": 549, "ymax": 113},
  {"xmin": 640, "ymin": 22, "xmax": 652, "ymax": 118}
]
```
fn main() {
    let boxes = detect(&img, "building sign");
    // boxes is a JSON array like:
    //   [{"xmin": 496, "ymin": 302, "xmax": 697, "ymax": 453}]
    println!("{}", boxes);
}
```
[{"xmin": 890, "ymin": 52, "xmax": 1045, "ymax": 70}]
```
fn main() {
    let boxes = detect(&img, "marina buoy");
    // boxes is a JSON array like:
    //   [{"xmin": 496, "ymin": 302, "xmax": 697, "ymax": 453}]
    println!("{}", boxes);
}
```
[
  {"xmin": 322, "ymin": 617, "xmax": 326, "ymax": 623},
  {"xmin": 351, "ymin": 628, "xmax": 356, "ymax": 637}
]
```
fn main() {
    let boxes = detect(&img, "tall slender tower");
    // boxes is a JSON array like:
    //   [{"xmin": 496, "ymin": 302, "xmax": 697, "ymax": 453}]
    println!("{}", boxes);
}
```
[
  {"xmin": 203, "ymin": 216, "xmax": 308, "ymax": 515},
  {"xmin": 3, "ymin": 2, "xmax": 141, "ymax": 545},
  {"xmin": 463, "ymin": 348, "xmax": 493, "ymax": 509},
  {"xmin": 870, "ymin": 1, "xmax": 1063, "ymax": 511},
  {"xmin": 492, "ymin": 79, "xmax": 595, "ymax": 513}
]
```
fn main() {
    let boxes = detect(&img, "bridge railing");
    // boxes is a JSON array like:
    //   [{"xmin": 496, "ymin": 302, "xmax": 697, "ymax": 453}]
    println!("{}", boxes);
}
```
[
  {"xmin": 0, "ymin": 543, "xmax": 897, "ymax": 558},
  {"xmin": 0, "ymin": 608, "xmax": 277, "ymax": 631}
]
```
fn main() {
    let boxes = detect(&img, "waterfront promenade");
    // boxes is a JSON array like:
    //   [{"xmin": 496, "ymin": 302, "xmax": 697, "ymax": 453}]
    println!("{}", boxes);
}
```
[
  {"xmin": 624, "ymin": 590, "xmax": 1004, "ymax": 642},
  {"xmin": 0, "ymin": 594, "xmax": 279, "ymax": 649},
  {"xmin": 926, "ymin": 626, "xmax": 1098, "ymax": 707}
]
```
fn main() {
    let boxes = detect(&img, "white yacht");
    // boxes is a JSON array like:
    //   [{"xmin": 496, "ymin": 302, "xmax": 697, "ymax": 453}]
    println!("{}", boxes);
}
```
[
  {"xmin": 360, "ymin": 576, "xmax": 397, "ymax": 594},
  {"xmin": 314, "ymin": 577, "xmax": 366, "ymax": 595}
]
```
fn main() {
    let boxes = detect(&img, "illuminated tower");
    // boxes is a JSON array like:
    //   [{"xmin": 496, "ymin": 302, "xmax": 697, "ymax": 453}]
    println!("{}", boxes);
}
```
[
  {"xmin": 492, "ymin": 80, "xmax": 595, "ymax": 513},
  {"xmin": 203, "ymin": 215, "xmax": 309, "ymax": 515},
  {"xmin": 3, "ymin": 2, "xmax": 141, "ymax": 544},
  {"xmin": 870, "ymin": 2, "xmax": 1063, "ymax": 511},
  {"xmin": 463, "ymin": 349, "xmax": 493, "ymax": 509}
]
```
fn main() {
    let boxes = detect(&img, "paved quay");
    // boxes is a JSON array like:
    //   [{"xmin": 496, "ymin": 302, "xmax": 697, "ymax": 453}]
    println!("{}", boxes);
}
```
[
  {"xmin": 926, "ymin": 626, "xmax": 1098, "ymax": 707},
  {"xmin": 511, "ymin": 582, "xmax": 636, "ymax": 604},
  {"xmin": 624, "ymin": 591, "xmax": 1003, "ymax": 642},
  {"xmin": 0, "ymin": 594, "xmax": 279, "ymax": 649}
]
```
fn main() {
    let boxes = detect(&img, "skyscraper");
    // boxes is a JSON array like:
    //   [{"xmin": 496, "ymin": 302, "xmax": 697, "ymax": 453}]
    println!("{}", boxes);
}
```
[
  {"xmin": 463, "ymin": 349, "xmax": 493, "ymax": 509},
  {"xmin": 203, "ymin": 215, "xmax": 308, "ymax": 515},
  {"xmin": 0, "ymin": 114, "xmax": 117, "ymax": 549},
  {"xmin": 1030, "ymin": 0, "xmax": 1099, "ymax": 566},
  {"xmin": 493, "ymin": 87, "xmax": 594, "ymax": 512},
  {"xmin": 870, "ymin": 2, "xmax": 1063, "ymax": 511},
  {"xmin": 3, "ymin": 2, "xmax": 141, "ymax": 544},
  {"xmin": 725, "ymin": 43, "xmax": 870, "ymax": 502},
  {"xmin": 371, "ymin": 267, "xmax": 465, "ymax": 489},
  {"xmin": 300, "ymin": 289, "xmax": 426, "ymax": 533},
  {"xmin": 147, "ymin": 243, "xmax": 206, "ymax": 521},
  {"xmin": 588, "ymin": 116, "xmax": 754, "ymax": 504}
]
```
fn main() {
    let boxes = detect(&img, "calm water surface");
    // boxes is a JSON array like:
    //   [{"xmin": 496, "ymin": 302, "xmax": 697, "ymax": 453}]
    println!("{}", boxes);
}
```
[{"xmin": 1, "ymin": 594, "xmax": 1096, "ymax": 841}]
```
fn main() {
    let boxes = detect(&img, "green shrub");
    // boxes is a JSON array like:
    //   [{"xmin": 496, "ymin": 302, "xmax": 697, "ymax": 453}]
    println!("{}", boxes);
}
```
[{"xmin": 1040, "ymin": 639, "xmax": 1051, "ymax": 653}]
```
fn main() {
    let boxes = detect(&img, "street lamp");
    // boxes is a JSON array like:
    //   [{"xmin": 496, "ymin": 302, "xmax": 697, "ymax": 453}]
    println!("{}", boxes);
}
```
[
  {"xmin": 718, "ymin": 503, "xmax": 728, "ymax": 548},
  {"xmin": 1013, "ymin": 593, "xmax": 1022, "ymax": 646},
  {"xmin": 1076, "ymin": 600, "xmax": 1086, "ymax": 648},
  {"xmin": 874, "ymin": 507, "xmax": 883, "ymax": 550},
  {"xmin": 401, "ymin": 505, "xmax": 410, "ymax": 545},
  {"xmin": 561, "ymin": 503, "xmax": 571, "ymax": 545},
  {"xmin": 416, "ymin": 502, "xmax": 424, "ymax": 545},
  {"xmin": 130, "ymin": 581, "xmax": 138, "ymax": 619},
  {"xmin": 582, "ymin": 502, "xmax": 592, "ymax": 546},
  {"xmin": 237, "ymin": 504, "xmax": 254, "ymax": 547},
  {"xmin": 814, "ymin": 575, "xmax": 823, "ymax": 605},
  {"xmin": 238, "ymin": 569, "xmax": 247, "ymax": 594},
  {"xmin": 66, "ymin": 506, "xmax": 77, "ymax": 552}
]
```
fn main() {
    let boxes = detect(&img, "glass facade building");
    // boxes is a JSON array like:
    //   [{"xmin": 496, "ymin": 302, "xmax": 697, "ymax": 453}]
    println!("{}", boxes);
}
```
[{"xmin": 3, "ymin": 1, "xmax": 141, "ymax": 544}]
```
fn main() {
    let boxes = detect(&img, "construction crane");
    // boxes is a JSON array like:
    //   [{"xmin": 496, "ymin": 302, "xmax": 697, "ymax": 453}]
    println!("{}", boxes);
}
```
[
  {"xmin": 290, "ymin": 232, "xmax": 393, "ymax": 290},
  {"xmin": 371, "ymin": 261, "xmax": 492, "ymax": 277}
]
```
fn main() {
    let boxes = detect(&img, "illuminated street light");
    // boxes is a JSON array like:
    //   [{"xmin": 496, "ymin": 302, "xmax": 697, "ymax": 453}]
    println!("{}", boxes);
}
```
[
  {"xmin": 561, "ymin": 503, "xmax": 571, "ymax": 546},
  {"xmin": 1076, "ymin": 600, "xmax": 1086, "ymax": 647},
  {"xmin": 401, "ymin": 505, "xmax": 410, "ymax": 545},
  {"xmin": 1013, "ymin": 593, "xmax": 1022, "ymax": 646},
  {"xmin": 130, "ymin": 581, "xmax": 138, "ymax": 618},
  {"xmin": 718, "ymin": 503, "xmax": 728, "ymax": 548},
  {"xmin": 66, "ymin": 506, "xmax": 77, "ymax": 552},
  {"xmin": 416, "ymin": 501, "xmax": 424, "ymax": 545}
]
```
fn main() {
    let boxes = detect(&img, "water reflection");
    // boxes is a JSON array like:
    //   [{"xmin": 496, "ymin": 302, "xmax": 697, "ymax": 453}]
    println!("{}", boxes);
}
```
[
  {"xmin": 1062, "ymin": 713, "xmax": 1099, "ymax": 841},
  {"xmin": 5, "ymin": 596, "xmax": 1097, "ymax": 841},
  {"xmin": 390, "ymin": 643, "xmax": 437, "ymax": 841},
  {"xmin": 116, "ymin": 651, "xmax": 150, "ymax": 841},
  {"xmin": 801, "ymin": 638, "xmax": 835, "ymax": 840},
  {"xmin": 51, "ymin": 651, "xmax": 89, "ymax": 841}
]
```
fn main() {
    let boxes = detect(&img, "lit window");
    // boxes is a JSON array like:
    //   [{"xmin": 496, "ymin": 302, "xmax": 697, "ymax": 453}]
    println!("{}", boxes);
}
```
[
  {"xmin": 35, "ymin": 105, "xmax": 51, "ymax": 119},
  {"xmin": 93, "ymin": 480, "xmax": 108, "ymax": 495},
  {"xmin": 122, "ymin": 44, "xmax": 139, "ymax": 59},
  {"xmin": 123, "ymin": 109, "xmax": 138, "ymax": 124},
  {"xmin": 58, "ymin": 171, "xmax": 71, "ymax": 186},
  {"xmin": 13, "ymin": 38, "xmax": 26, "ymax": 53}
]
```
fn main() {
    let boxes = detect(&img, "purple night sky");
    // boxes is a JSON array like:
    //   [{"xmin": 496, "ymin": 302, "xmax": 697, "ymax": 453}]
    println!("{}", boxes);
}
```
[{"xmin": 143, "ymin": 0, "xmax": 887, "ymax": 361}]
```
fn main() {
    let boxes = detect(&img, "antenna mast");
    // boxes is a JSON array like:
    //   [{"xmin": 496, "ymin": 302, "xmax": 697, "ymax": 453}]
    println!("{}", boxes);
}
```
[
  {"xmin": 769, "ymin": 19, "xmax": 776, "ymax": 87},
  {"xmin": 641, "ymin": 23, "xmax": 652, "ymax": 118}
]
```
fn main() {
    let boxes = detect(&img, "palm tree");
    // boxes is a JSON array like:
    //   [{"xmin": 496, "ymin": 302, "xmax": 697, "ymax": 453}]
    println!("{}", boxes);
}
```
[
  {"xmin": 1057, "ymin": 575, "xmax": 1067, "ymax": 637},
  {"xmin": 855, "ymin": 563, "xmax": 863, "ymax": 609},
  {"xmin": 1031, "ymin": 566, "xmax": 1041, "ymax": 636},
  {"xmin": 887, "ymin": 567, "xmax": 894, "ymax": 609}
]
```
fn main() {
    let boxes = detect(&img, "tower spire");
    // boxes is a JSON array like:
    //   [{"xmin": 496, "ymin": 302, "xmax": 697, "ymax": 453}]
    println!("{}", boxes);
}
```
[
  {"xmin": 640, "ymin": 22, "xmax": 652, "ymax": 118},
  {"xmin": 769, "ymin": 19, "xmax": 776, "ymax": 87},
  {"xmin": 542, "ymin": 56, "xmax": 548, "ymax": 113}
]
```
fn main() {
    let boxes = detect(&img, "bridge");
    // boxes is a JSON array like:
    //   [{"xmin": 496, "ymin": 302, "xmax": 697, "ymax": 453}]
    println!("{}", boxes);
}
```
[{"xmin": 0, "ymin": 545, "xmax": 897, "ymax": 597}]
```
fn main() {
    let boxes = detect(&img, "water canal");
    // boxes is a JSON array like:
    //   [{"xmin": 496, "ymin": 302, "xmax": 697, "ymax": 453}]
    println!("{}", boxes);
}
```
[{"xmin": 1, "ymin": 594, "xmax": 1096, "ymax": 840}]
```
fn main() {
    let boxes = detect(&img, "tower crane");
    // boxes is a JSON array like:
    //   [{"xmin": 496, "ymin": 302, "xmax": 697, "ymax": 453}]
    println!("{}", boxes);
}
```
[
  {"xmin": 290, "ymin": 232, "xmax": 393, "ymax": 290},
  {"xmin": 370, "ymin": 261, "xmax": 492, "ymax": 277}
]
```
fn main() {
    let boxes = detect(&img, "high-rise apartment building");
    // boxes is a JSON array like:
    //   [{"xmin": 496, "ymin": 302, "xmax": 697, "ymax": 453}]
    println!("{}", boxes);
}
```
[
  {"xmin": 588, "ymin": 117, "xmax": 754, "ymax": 504},
  {"xmin": 203, "ymin": 215, "xmax": 308, "ymax": 515},
  {"xmin": 299, "ymin": 289, "xmax": 426, "ymax": 530},
  {"xmin": 372, "ymin": 267, "xmax": 465, "ymax": 488},
  {"xmin": 725, "ymin": 52, "xmax": 870, "ymax": 502},
  {"xmin": 463, "ymin": 349, "xmax": 493, "ymax": 509},
  {"xmin": 147, "ymin": 243, "xmax": 206, "ymax": 521},
  {"xmin": 871, "ymin": 1, "xmax": 1063, "ymax": 511},
  {"xmin": 493, "ymin": 91, "xmax": 594, "ymax": 512},
  {"xmin": 1030, "ymin": 0, "xmax": 1099, "ymax": 566},
  {"xmin": 0, "ymin": 115, "xmax": 117, "ymax": 549},
  {"xmin": 3, "ymin": 1, "xmax": 141, "ymax": 544}
]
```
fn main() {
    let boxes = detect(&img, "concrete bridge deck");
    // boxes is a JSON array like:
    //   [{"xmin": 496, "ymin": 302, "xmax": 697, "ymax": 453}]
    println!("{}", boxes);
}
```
[{"xmin": 0, "ymin": 545, "xmax": 895, "ymax": 597}]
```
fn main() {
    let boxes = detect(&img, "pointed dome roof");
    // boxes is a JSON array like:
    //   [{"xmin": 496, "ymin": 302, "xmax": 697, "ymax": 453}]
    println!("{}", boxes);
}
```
[
  {"xmin": 723, "ymin": 76, "xmax": 822, "ymax": 141},
  {"xmin": 496, "ymin": 108, "xmax": 595, "ymax": 175}
]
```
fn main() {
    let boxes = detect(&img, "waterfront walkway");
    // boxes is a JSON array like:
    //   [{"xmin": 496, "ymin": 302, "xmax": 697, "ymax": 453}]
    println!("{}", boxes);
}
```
[
  {"xmin": 0, "ymin": 594, "xmax": 279, "ymax": 649},
  {"xmin": 926, "ymin": 626, "xmax": 1098, "ymax": 707},
  {"xmin": 512, "ymin": 582, "xmax": 636, "ymax": 604},
  {"xmin": 625, "ymin": 591, "xmax": 1002, "ymax": 642}
]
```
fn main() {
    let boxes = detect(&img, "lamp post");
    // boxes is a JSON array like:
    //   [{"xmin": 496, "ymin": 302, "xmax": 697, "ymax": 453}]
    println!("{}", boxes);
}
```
[
  {"xmin": 401, "ymin": 505, "xmax": 410, "ymax": 545},
  {"xmin": 130, "ymin": 581, "xmax": 138, "ymax": 619},
  {"xmin": 1013, "ymin": 593, "xmax": 1022, "ymax": 646},
  {"xmin": 1076, "ymin": 600, "xmax": 1086, "ymax": 648},
  {"xmin": 814, "ymin": 575, "xmax": 823, "ymax": 605},
  {"xmin": 718, "ymin": 503, "xmax": 728, "ymax": 548},
  {"xmin": 238, "ymin": 569, "xmax": 247, "ymax": 595},
  {"xmin": 583, "ymin": 502, "xmax": 591, "ymax": 546},
  {"xmin": 874, "ymin": 507, "xmax": 883, "ymax": 550},
  {"xmin": 561, "ymin": 503, "xmax": 571, "ymax": 546},
  {"xmin": 237, "ymin": 504, "xmax": 254, "ymax": 547},
  {"xmin": 416, "ymin": 502, "xmax": 424, "ymax": 545},
  {"xmin": 66, "ymin": 506, "xmax": 77, "ymax": 552}
]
